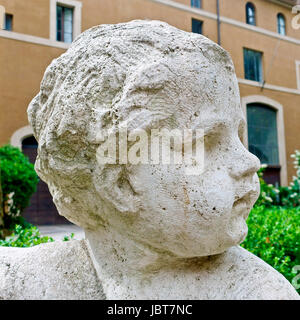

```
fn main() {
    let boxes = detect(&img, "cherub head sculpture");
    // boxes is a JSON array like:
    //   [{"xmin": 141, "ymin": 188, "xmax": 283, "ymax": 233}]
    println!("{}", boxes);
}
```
[{"xmin": 28, "ymin": 20, "xmax": 260, "ymax": 258}]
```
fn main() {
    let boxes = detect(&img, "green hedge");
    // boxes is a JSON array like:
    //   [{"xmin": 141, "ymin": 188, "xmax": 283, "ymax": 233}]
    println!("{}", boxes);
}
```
[
  {"xmin": 0, "ymin": 224, "xmax": 76, "ymax": 247},
  {"xmin": 0, "ymin": 145, "xmax": 39, "ymax": 231},
  {"xmin": 0, "ymin": 224, "xmax": 54, "ymax": 247},
  {"xmin": 256, "ymin": 150, "xmax": 300, "ymax": 207},
  {"xmin": 241, "ymin": 205, "xmax": 300, "ymax": 293}
]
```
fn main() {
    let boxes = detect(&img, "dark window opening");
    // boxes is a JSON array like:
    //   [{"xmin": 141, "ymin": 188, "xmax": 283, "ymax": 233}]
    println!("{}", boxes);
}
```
[
  {"xmin": 247, "ymin": 103, "xmax": 281, "ymax": 185},
  {"xmin": 244, "ymin": 48, "xmax": 263, "ymax": 82},
  {"xmin": 22, "ymin": 136, "xmax": 38, "ymax": 147},
  {"xmin": 21, "ymin": 135, "xmax": 70, "ymax": 225},
  {"xmin": 56, "ymin": 5, "xmax": 73, "ymax": 43},
  {"xmin": 4, "ymin": 13, "xmax": 13, "ymax": 31},
  {"xmin": 192, "ymin": 18, "xmax": 203, "ymax": 34},
  {"xmin": 191, "ymin": 0, "xmax": 201, "ymax": 9},
  {"xmin": 277, "ymin": 13, "xmax": 286, "ymax": 35},
  {"xmin": 246, "ymin": 2, "xmax": 256, "ymax": 26}
]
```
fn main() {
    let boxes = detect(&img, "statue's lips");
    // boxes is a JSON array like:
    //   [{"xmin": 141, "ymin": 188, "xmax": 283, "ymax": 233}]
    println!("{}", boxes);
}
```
[{"xmin": 232, "ymin": 190, "xmax": 256, "ymax": 218}]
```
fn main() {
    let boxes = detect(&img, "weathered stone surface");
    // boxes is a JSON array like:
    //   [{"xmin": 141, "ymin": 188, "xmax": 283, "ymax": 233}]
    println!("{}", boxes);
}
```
[
  {"xmin": 0, "ymin": 20, "xmax": 298, "ymax": 299},
  {"xmin": 0, "ymin": 240, "xmax": 104, "ymax": 300},
  {"xmin": 85, "ymin": 242, "xmax": 299, "ymax": 300},
  {"xmin": 0, "ymin": 241, "xmax": 297, "ymax": 300},
  {"xmin": 28, "ymin": 19, "xmax": 259, "ymax": 256}
]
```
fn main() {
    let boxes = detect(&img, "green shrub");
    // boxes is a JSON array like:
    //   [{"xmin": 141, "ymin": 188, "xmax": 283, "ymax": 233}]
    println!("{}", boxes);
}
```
[
  {"xmin": 0, "ymin": 145, "xmax": 39, "ymax": 233},
  {"xmin": 0, "ymin": 224, "xmax": 54, "ymax": 247},
  {"xmin": 281, "ymin": 150, "xmax": 300, "ymax": 207},
  {"xmin": 241, "ymin": 205, "xmax": 300, "ymax": 293},
  {"xmin": 255, "ymin": 164, "xmax": 280, "ymax": 206},
  {"xmin": 63, "ymin": 233, "xmax": 75, "ymax": 241},
  {"xmin": 0, "ymin": 223, "xmax": 78, "ymax": 247}
]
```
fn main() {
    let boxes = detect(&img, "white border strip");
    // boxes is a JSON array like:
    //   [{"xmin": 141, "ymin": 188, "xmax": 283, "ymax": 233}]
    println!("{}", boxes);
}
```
[
  {"xmin": 0, "ymin": 29, "xmax": 70, "ymax": 49},
  {"xmin": 10, "ymin": 125, "xmax": 34, "ymax": 150},
  {"xmin": 238, "ymin": 78, "xmax": 300, "ymax": 95},
  {"xmin": 148, "ymin": 0, "xmax": 300, "ymax": 45},
  {"xmin": 264, "ymin": 0, "xmax": 296, "ymax": 9},
  {"xmin": 149, "ymin": 0, "xmax": 218, "ymax": 19}
]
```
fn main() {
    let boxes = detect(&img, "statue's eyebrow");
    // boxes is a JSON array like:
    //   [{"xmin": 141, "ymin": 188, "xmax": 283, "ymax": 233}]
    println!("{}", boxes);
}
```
[
  {"xmin": 192, "ymin": 120, "xmax": 229, "ymax": 136},
  {"xmin": 130, "ymin": 80, "xmax": 168, "ymax": 92}
]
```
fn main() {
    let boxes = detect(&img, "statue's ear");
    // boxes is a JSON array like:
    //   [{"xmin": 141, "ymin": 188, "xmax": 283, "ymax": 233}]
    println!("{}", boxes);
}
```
[{"xmin": 93, "ymin": 166, "xmax": 141, "ymax": 214}]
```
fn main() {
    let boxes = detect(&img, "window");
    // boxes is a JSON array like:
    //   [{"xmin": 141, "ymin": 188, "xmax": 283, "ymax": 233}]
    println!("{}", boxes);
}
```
[
  {"xmin": 247, "ymin": 104, "xmax": 280, "ymax": 185},
  {"xmin": 277, "ymin": 13, "xmax": 286, "ymax": 35},
  {"xmin": 22, "ymin": 136, "xmax": 38, "ymax": 149},
  {"xmin": 4, "ymin": 13, "xmax": 13, "ymax": 31},
  {"xmin": 50, "ymin": 0, "xmax": 81, "ymax": 42},
  {"xmin": 246, "ymin": 2, "xmax": 256, "ymax": 26},
  {"xmin": 192, "ymin": 18, "xmax": 203, "ymax": 34},
  {"xmin": 56, "ymin": 5, "xmax": 73, "ymax": 43},
  {"xmin": 191, "ymin": 0, "xmax": 201, "ymax": 8},
  {"xmin": 22, "ymin": 136, "xmax": 69, "ymax": 225},
  {"xmin": 244, "ymin": 48, "xmax": 263, "ymax": 82}
]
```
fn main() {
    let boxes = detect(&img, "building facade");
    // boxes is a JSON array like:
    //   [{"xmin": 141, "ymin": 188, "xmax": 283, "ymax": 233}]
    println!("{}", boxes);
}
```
[{"xmin": 0, "ymin": 0, "xmax": 299, "ymax": 223}]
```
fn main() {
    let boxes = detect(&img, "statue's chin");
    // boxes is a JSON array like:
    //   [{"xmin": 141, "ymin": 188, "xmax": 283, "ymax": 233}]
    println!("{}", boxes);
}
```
[
  {"xmin": 226, "ymin": 216, "xmax": 249, "ymax": 246},
  {"xmin": 162, "ymin": 241, "xmax": 233, "ymax": 259}
]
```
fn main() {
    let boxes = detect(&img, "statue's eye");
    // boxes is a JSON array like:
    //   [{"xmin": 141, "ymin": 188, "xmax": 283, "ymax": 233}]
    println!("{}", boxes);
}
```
[
  {"xmin": 203, "ymin": 123, "xmax": 226, "ymax": 147},
  {"xmin": 204, "ymin": 131, "xmax": 221, "ymax": 149}
]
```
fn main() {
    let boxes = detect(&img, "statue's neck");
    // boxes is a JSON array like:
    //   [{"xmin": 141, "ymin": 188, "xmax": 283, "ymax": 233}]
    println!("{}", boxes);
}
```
[
  {"xmin": 84, "ymin": 227, "xmax": 229, "ymax": 299},
  {"xmin": 85, "ymin": 227, "xmax": 190, "ymax": 277}
]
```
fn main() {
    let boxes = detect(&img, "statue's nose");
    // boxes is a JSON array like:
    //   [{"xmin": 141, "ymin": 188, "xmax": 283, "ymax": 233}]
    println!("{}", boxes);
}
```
[{"xmin": 228, "ymin": 147, "xmax": 261, "ymax": 180}]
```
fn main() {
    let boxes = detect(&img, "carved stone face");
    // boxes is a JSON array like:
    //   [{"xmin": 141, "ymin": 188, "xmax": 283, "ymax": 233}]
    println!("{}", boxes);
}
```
[
  {"xmin": 98, "ymin": 55, "xmax": 261, "ymax": 258},
  {"xmin": 28, "ymin": 20, "xmax": 260, "ymax": 258}
]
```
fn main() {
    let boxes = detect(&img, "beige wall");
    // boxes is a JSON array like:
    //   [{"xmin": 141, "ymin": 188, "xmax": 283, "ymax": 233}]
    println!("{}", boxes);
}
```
[
  {"xmin": 221, "ymin": 23, "xmax": 300, "ymax": 88},
  {"xmin": 221, "ymin": 0, "xmax": 300, "ymax": 39},
  {"xmin": 0, "ymin": 37, "xmax": 64, "ymax": 144},
  {"xmin": 0, "ymin": 0, "xmax": 299, "ymax": 183},
  {"xmin": 84, "ymin": 0, "xmax": 299, "ymax": 89},
  {"xmin": 82, "ymin": 0, "xmax": 192, "ymax": 30},
  {"xmin": 0, "ymin": 0, "xmax": 50, "ymax": 38},
  {"xmin": 173, "ymin": 0, "xmax": 217, "ymax": 13}
]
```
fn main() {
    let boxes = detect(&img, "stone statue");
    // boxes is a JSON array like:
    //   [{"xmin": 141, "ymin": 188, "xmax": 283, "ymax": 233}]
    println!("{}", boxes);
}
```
[{"xmin": 0, "ymin": 20, "xmax": 298, "ymax": 300}]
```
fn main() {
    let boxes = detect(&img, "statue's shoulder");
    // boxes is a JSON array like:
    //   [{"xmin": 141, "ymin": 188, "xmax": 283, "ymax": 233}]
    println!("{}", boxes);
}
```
[
  {"xmin": 0, "ymin": 239, "xmax": 105, "ymax": 300},
  {"xmin": 218, "ymin": 246, "xmax": 299, "ymax": 300}
]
